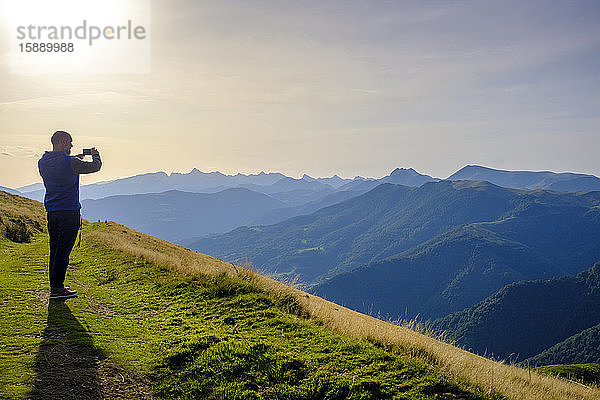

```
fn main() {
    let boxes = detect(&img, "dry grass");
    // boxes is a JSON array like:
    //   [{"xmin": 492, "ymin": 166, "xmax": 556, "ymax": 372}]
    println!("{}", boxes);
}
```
[
  {"xmin": 85, "ymin": 221, "xmax": 600, "ymax": 400},
  {"xmin": 239, "ymin": 268, "xmax": 600, "ymax": 400},
  {"xmin": 0, "ymin": 191, "xmax": 47, "ymax": 234},
  {"xmin": 85, "ymin": 222, "xmax": 238, "ymax": 277}
]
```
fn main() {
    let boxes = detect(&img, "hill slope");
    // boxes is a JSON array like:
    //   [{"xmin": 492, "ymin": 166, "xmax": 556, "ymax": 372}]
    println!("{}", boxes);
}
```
[
  {"xmin": 2, "ymin": 190, "xmax": 598, "ymax": 400},
  {"xmin": 433, "ymin": 264, "xmax": 600, "ymax": 363},
  {"xmin": 246, "ymin": 189, "xmax": 368, "ymax": 227},
  {"xmin": 313, "ymin": 188, "xmax": 600, "ymax": 320},
  {"xmin": 535, "ymin": 364, "xmax": 600, "ymax": 387},
  {"xmin": 313, "ymin": 225, "xmax": 569, "ymax": 320},
  {"xmin": 190, "ymin": 181, "xmax": 528, "ymax": 283},
  {"xmin": 526, "ymin": 323, "xmax": 600, "ymax": 366},
  {"xmin": 0, "ymin": 191, "xmax": 484, "ymax": 399}
]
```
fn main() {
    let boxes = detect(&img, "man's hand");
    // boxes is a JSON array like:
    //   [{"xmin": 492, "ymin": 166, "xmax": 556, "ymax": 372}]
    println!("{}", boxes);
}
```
[{"xmin": 75, "ymin": 148, "xmax": 99, "ymax": 159}]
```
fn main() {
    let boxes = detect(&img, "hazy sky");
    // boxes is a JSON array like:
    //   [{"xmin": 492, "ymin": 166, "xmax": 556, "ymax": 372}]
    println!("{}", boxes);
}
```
[{"xmin": 1, "ymin": 0, "xmax": 600, "ymax": 188}]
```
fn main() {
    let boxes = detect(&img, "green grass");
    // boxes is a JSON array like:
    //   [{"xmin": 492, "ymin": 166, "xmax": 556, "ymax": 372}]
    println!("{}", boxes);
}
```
[
  {"xmin": 0, "ymin": 220, "xmax": 490, "ymax": 399},
  {"xmin": 535, "ymin": 364, "xmax": 600, "ymax": 387}
]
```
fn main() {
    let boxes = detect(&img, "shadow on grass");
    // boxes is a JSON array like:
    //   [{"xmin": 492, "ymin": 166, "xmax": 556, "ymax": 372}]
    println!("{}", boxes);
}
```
[{"xmin": 30, "ymin": 301, "xmax": 105, "ymax": 399}]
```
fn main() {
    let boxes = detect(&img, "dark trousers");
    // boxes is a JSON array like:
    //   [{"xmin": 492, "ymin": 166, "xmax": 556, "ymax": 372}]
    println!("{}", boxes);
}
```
[{"xmin": 47, "ymin": 210, "xmax": 80, "ymax": 292}]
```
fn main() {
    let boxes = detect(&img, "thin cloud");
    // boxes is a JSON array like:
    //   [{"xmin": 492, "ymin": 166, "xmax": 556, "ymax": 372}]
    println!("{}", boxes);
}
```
[
  {"xmin": 0, "ymin": 92, "xmax": 151, "ymax": 110},
  {"xmin": 0, "ymin": 146, "xmax": 41, "ymax": 158}
]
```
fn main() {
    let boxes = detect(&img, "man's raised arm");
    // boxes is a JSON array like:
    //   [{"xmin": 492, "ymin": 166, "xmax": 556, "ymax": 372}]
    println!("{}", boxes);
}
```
[{"xmin": 70, "ymin": 149, "xmax": 102, "ymax": 174}]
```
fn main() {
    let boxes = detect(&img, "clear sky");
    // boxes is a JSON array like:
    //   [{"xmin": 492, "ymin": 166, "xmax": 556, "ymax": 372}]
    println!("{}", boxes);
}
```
[{"xmin": 1, "ymin": 0, "xmax": 600, "ymax": 188}]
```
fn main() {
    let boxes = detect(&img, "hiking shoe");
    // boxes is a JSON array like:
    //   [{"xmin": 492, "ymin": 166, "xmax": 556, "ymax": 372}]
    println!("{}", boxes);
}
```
[{"xmin": 50, "ymin": 288, "xmax": 78, "ymax": 300}]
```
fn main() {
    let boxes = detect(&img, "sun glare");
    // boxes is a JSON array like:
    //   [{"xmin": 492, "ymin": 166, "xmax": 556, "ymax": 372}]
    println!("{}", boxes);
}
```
[
  {"xmin": 1, "ymin": 0, "xmax": 128, "ymax": 26},
  {"xmin": 1, "ymin": 0, "xmax": 150, "ymax": 74}
]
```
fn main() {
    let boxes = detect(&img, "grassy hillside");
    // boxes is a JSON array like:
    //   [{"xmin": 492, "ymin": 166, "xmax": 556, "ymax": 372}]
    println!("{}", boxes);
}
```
[
  {"xmin": 535, "ymin": 364, "xmax": 600, "ymax": 387},
  {"xmin": 0, "ymin": 191, "xmax": 486, "ymax": 399},
  {"xmin": 1, "ymin": 190, "xmax": 598, "ymax": 400},
  {"xmin": 432, "ymin": 264, "xmax": 600, "ymax": 362}
]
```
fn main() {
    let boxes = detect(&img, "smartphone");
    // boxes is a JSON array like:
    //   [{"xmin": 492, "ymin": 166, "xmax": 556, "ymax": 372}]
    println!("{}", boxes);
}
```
[{"xmin": 83, "ymin": 148, "xmax": 92, "ymax": 156}]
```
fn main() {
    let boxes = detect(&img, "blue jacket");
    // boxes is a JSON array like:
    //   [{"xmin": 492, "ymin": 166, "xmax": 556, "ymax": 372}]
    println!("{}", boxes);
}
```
[{"xmin": 38, "ymin": 151, "xmax": 102, "ymax": 212}]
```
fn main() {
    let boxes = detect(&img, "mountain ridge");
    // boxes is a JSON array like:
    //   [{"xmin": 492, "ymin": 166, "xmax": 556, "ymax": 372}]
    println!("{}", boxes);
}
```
[
  {"xmin": 81, "ymin": 187, "xmax": 287, "ymax": 241},
  {"xmin": 192, "ymin": 180, "xmax": 600, "ymax": 294},
  {"xmin": 16, "ymin": 164, "xmax": 600, "ymax": 203},
  {"xmin": 16, "ymin": 167, "xmax": 438, "ymax": 202},
  {"xmin": 433, "ymin": 263, "xmax": 600, "ymax": 363},
  {"xmin": 448, "ymin": 165, "xmax": 600, "ymax": 190},
  {"xmin": 526, "ymin": 323, "xmax": 600, "ymax": 366}
]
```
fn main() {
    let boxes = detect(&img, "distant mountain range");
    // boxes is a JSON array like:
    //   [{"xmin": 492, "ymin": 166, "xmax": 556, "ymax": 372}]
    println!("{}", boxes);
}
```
[
  {"xmin": 16, "ymin": 170, "xmax": 354, "ymax": 202},
  {"xmin": 433, "ymin": 263, "xmax": 600, "ymax": 365},
  {"xmin": 189, "ymin": 180, "xmax": 600, "ymax": 321},
  {"xmin": 312, "ymin": 184, "xmax": 600, "ymax": 319},
  {"xmin": 17, "ymin": 167, "xmax": 437, "ymax": 202},
  {"xmin": 448, "ymin": 165, "xmax": 600, "ymax": 191},
  {"xmin": 16, "ymin": 182, "xmax": 43, "ymax": 193},
  {"xmin": 82, "ymin": 188, "xmax": 287, "ymax": 242},
  {"xmin": 11, "ymin": 167, "xmax": 437, "ymax": 241},
  {"xmin": 18, "ymin": 170, "xmax": 290, "ymax": 202},
  {"xmin": 12, "ymin": 165, "xmax": 600, "ymax": 204},
  {"xmin": 0, "ymin": 186, "xmax": 20, "ymax": 195},
  {"xmin": 187, "ymin": 180, "xmax": 519, "ymax": 283}
]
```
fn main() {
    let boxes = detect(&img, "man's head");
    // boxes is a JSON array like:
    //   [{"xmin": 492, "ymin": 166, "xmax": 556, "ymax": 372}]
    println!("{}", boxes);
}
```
[{"xmin": 51, "ymin": 130, "xmax": 73, "ymax": 155}]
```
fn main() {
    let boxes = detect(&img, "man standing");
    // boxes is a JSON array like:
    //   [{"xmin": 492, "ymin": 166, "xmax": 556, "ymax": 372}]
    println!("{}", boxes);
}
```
[{"xmin": 38, "ymin": 130, "xmax": 102, "ymax": 300}]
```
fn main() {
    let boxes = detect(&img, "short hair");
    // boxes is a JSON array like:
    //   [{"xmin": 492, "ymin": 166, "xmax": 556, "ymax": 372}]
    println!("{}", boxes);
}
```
[{"xmin": 51, "ymin": 130, "xmax": 72, "ymax": 146}]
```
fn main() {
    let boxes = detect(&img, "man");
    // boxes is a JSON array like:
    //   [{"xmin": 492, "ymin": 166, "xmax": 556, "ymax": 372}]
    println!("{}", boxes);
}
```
[{"xmin": 38, "ymin": 130, "xmax": 102, "ymax": 300}]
